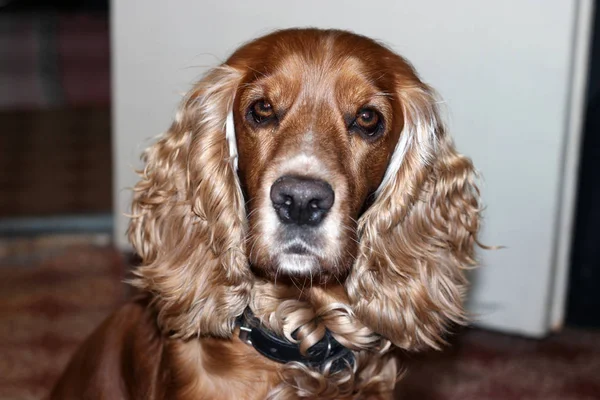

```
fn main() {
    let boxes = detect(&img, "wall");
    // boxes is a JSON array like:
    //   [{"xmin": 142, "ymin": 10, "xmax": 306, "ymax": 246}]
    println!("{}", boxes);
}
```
[{"xmin": 111, "ymin": 0, "xmax": 588, "ymax": 336}]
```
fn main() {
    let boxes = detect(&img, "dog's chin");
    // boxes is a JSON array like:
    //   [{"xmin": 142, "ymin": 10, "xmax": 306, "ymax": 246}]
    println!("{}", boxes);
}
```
[
  {"xmin": 275, "ymin": 253, "xmax": 320, "ymax": 276},
  {"xmin": 249, "ymin": 250, "xmax": 341, "ymax": 284}
]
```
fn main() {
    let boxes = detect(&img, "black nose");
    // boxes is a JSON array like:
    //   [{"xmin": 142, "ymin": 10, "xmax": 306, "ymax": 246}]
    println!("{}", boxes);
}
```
[{"xmin": 270, "ymin": 176, "xmax": 335, "ymax": 226}]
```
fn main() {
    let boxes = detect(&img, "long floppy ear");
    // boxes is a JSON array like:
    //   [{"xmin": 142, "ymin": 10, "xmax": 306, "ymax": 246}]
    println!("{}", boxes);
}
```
[
  {"xmin": 128, "ymin": 65, "xmax": 252, "ymax": 339},
  {"xmin": 346, "ymin": 82, "xmax": 480, "ymax": 350}
]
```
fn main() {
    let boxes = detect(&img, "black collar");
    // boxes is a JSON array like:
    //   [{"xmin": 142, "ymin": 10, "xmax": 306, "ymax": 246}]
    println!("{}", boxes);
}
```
[{"xmin": 237, "ymin": 308, "xmax": 354, "ymax": 373}]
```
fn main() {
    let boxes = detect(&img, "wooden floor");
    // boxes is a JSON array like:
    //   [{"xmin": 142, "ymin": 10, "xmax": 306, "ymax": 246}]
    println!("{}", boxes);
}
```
[{"xmin": 0, "ymin": 108, "xmax": 112, "ymax": 218}]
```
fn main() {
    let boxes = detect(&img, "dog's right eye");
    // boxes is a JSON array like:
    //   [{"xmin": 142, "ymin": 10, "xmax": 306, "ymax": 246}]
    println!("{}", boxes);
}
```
[{"xmin": 248, "ymin": 99, "xmax": 276, "ymax": 125}]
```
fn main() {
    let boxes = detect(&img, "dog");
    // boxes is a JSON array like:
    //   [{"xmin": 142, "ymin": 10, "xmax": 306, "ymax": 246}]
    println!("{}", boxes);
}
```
[{"xmin": 51, "ymin": 28, "xmax": 481, "ymax": 399}]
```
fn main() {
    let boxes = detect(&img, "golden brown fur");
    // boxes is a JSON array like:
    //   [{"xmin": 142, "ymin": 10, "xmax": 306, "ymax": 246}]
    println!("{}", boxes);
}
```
[{"xmin": 52, "ymin": 28, "xmax": 481, "ymax": 399}]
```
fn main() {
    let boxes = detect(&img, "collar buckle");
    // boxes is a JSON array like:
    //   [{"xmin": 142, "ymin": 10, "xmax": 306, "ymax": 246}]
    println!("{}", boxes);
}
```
[{"xmin": 238, "ymin": 325, "xmax": 253, "ymax": 346}]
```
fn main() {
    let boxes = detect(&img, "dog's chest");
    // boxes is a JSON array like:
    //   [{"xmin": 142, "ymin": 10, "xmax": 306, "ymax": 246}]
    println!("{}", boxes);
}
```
[{"xmin": 168, "ymin": 336, "xmax": 282, "ymax": 399}]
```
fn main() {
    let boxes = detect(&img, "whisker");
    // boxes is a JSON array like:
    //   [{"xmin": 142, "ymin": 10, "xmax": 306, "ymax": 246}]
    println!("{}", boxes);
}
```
[
  {"xmin": 344, "ymin": 247, "xmax": 357, "ymax": 262},
  {"xmin": 333, "ymin": 273, "xmax": 344, "ymax": 288},
  {"xmin": 247, "ymin": 234, "xmax": 261, "ymax": 263},
  {"xmin": 274, "ymin": 263, "xmax": 281, "ymax": 287},
  {"xmin": 348, "ymin": 216, "xmax": 359, "ymax": 225},
  {"xmin": 246, "ymin": 207, "xmax": 260, "ymax": 220},
  {"xmin": 290, "ymin": 277, "xmax": 303, "ymax": 295}
]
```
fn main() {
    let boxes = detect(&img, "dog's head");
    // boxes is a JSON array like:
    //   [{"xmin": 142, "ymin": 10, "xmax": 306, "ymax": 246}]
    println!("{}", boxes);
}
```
[{"xmin": 129, "ymin": 29, "xmax": 480, "ymax": 350}]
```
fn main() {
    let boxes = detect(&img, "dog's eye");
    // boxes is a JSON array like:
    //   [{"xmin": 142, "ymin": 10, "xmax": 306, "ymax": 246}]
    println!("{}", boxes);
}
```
[
  {"xmin": 248, "ymin": 99, "xmax": 276, "ymax": 124},
  {"xmin": 353, "ymin": 108, "xmax": 383, "ymax": 138}
]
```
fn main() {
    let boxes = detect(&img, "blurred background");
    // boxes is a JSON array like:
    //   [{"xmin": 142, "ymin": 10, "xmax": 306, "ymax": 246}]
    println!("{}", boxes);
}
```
[{"xmin": 0, "ymin": 0, "xmax": 599, "ymax": 399}]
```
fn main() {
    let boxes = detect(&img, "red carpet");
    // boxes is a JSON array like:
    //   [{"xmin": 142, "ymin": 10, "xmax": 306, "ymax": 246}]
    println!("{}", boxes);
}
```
[
  {"xmin": 0, "ymin": 236, "xmax": 598, "ymax": 399},
  {"xmin": 0, "ymin": 236, "xmax": 127, "ymax": 400},
  {"xmin": 395, "ymin": 327, "xmax": 600, "ymax": 399}
]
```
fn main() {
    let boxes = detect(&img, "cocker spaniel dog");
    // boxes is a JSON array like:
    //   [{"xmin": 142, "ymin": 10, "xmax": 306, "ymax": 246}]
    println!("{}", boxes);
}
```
[{"xmin": 52, "ymin": 28, "xmax": 481, "ymax": 399}]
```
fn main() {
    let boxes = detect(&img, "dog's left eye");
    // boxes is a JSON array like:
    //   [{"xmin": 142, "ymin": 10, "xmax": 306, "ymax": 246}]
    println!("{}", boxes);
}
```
[
  {"xmin": 248, "ymin": 99, "xmax": 276, "ymax": 124},
  {"xmin": 352, "ymin": 108, "xmax": 384, "ymax": 138}
]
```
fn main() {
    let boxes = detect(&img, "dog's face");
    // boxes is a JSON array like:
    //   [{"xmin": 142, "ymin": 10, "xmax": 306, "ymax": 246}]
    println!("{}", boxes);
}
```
[
  {"xmin": 129, "ymin": 28, "xmax": 480, "ymax": 349},
  {"xmin": 229, "ymin": 31, "xmax": 409, "ymax": 281}
]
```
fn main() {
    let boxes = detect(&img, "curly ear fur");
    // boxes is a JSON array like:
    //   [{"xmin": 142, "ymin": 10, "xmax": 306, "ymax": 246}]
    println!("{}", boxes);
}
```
[
  {"xmin": 128, "ymin": 66, "xmax": 252, "ymax": 339},
  {"xmin": 347, "ymin": 83, "xmax": 480, "ymax": 351}
]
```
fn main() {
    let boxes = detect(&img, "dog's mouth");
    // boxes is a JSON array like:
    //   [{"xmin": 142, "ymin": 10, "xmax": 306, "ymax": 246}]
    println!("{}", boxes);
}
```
[
  {"xmin": 275, "ymin": 236, "xmax": 322, "ymax": 274},
  {"xmin": 283, "ymin": 243, "xmax": 313, "ymax": 256},
  {"xmin": 248, "ymin": 228, "xmax": 351, "ymax": 284},
  {"xmin": 280, "ymin": 231, "xmax": 321, "ymax": 252}
]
